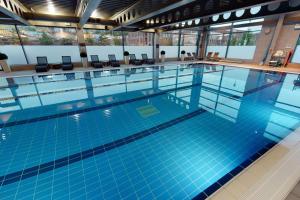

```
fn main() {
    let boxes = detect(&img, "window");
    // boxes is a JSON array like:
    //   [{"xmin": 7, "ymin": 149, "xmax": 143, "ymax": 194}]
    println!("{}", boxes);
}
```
[
  {"xmin": 0, "ymin": 25, "xmax": 27, "ymax": 65},
  {"xmin": 206, "ymin": 28, "xmax": 230, "ymax": 57},
  {"xmin": 227, "ymin": 25, "xmax": 262, "ymax": 59},
  {"xmin": 159, "ymin": 30, "xmax": 179, "ymax": 46},
  {"xmin": 292, "ymin": 35, "xmax": 300, "ymax": 63},
  {"xmin": 160, "ymin": 31, "xmax": 180, "ymax": 58},
  {"xmin": 0, "ymin": 25, "xmax": 20, "ymax": 45},
  {"xmin": 206, "ymin": 19, "xmax": 263, "ymax": 59},
  {"xmin": 84, "ymin": 29, "xmax": 123, "ymax": 60},
  {"xmin": 123, "ymin": 31, "xmax": 153, "ymax": 46},
  {"xmin": 180, "ymin": 30, "xmax": 199, "ymax": 55},
  {"xmin": 124, "ymin": 31, "xmax": 153, "ymax": 59},
  {"xmin": 84, "ymin": 29, "xmax": 122, "ymax": 46},
  {"xmin": 18, "ymin": 26, "xmax": 78, "ymax": 45}
]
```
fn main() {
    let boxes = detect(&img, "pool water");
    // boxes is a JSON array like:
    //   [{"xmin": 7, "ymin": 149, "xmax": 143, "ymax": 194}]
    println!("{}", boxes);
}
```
[{"xmin": 0, "ymin": 64, "xmax": 300, "ymax": 199}]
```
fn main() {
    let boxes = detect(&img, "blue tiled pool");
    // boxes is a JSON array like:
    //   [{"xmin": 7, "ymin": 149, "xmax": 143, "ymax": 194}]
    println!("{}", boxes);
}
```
[{"xmin": 0, "ymin": 64, "xmax": 300, "ymax": 199}]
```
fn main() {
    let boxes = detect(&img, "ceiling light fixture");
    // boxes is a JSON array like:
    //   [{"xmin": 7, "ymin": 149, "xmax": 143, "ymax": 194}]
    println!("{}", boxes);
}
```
[{"xmin": 47, "ymin": 1, "xmax": 56, "ymax": 13}]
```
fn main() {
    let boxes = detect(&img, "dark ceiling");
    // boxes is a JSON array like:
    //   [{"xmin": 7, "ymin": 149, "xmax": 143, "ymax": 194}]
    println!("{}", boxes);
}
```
[
  {"xmin": 18, "ymin": 0, "xmax": 78, "ymax": 16},
  {"xmin": 96, "ymin": 0, "xmax": 140, "ymax": 18}
]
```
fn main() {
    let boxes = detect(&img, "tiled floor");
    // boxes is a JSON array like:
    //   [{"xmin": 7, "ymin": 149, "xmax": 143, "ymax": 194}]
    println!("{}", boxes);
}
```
[{"xmin": 286, "ymin": 182, "xmax": 300, "ymax": 200}]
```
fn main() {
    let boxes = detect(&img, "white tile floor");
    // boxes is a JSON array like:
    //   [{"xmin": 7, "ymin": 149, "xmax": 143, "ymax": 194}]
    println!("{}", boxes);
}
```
[{"xmin": 209, "ymin": 127, "xmax": 300, "ymax": 200}]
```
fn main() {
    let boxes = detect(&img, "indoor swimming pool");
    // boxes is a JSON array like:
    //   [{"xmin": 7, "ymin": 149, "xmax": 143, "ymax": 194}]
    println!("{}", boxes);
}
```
[{"xmin": 0, "ymin": 63, "xmax": 300, "ymax": 200}]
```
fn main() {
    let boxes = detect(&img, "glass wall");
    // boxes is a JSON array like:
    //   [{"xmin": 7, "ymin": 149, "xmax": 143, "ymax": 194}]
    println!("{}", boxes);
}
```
[
  {"xmin": 160, "ymin": 30, "xmax": 180, "ymax": 58},
  {"xmin": 180, "ymin": 30, "xmax": 198, "ymax": 55},
  {"xmin": 206, "ymin": 19, "xmax": 263, "ymax": 60},
  {"xmin": 206, "ymin": 27, "xmax": 230, "ymax": 57},
  {"xmin": 227, "ymin": 24, "xmax": 262, "ymax": 59},
  {"xmin": 84, "ymin": 29, "xmax": 123, "ymax": 60},
  {"xmin": 0, "ymin": 25, "xmax": 27, "ymax": 65},
  {"xmin": 124, "ymin": 31, "xmax": 153, "ymax": 59},
  {"xmin": 18, "ymin": 26, "xmax": 80, "ymax": 64},
  {"xmin": 292, "ymin": 35, "xmax": 300, "ymax": 64}
]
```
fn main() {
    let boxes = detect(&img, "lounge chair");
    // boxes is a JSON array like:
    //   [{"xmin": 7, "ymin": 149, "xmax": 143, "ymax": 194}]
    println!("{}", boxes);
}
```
[
  {"xmin": 61, "ymin": 56, "xmax": 74, "ymax": 70},
  {"xmin": 268, "ymin": 49, "xmax": 292, "ymax": 67},
  {"xmin": 209, "ymin": 52, "xmax": 220, "ymax": 62},
  {"xmin": 108, "ymin": 54, "xmax": 120, "ymax": 67},
  {"xmin": 205, "ymin": 52, "xmax": 213, "ymax": 61},
  {"xmin": 90, "ymin": 55, "xmax": 104, "ymax": 68},
  {"xmin": 35, "ymin": 57, "xmax": 50, "ymax": 72},
  {"xmin": 142, "ymin": 53, "xmax": 155, "ymax": 64},
  {"xmin": 129, "ymin": 54, "xmax": 143, "ymax": 65},
  {"xmin": 186, "ymin": 52, "xmax": 194, "ymax": 60}
]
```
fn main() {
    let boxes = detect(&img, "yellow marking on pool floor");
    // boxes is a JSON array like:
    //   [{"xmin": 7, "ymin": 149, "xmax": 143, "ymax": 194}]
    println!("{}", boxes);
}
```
[{"xmin": 136, "ymin": 105, "xmax": 160, "ymax": 118}]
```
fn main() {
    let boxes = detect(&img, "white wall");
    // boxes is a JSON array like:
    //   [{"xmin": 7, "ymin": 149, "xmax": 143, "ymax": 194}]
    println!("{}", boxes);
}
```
[
  {"xmin": 180, "ymin": 46, "xmax": 197, "ymax": 54},
  {"xmin": 86, "ymin": 46, "xmax": 123, "ymax": 61},
  {"xmin": 24, "ymin": 45, "xmax": 81, "ymax": 64},
  {"xmin": 0, "ymin": 45, "xmax": 27, "ymax": 65},
  {"xmin": 160, "ymin": 46, "xmax": 179, "ymax": 58},
  {"xmin": 124, "ymin": 46, "xmax": 153, "ymax": 59},
  {"xmin": 206, "ymin": 46, "xmax": 227, "ymax": 57},
  {"xmin": 292, "ymin": 45, "xmax": 300, "ymax": 63},
  {"xmin": 227, "ymin": 46, "xmax": 256, "ymax": 60}
]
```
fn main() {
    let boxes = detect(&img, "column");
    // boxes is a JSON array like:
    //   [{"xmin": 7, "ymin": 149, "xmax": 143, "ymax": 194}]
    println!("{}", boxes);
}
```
[{"xmin": 77, "ymin": 28, "xmax": 88, "ymax": 68}]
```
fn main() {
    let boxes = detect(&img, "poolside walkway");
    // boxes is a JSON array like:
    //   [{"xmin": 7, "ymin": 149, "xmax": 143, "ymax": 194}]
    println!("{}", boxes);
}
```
[{"xmin": 1, "ymin": 61, "xmax": 300, "ymax": 78}]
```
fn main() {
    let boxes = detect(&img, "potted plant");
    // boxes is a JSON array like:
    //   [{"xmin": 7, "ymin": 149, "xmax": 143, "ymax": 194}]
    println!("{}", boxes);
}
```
[
  {"xmin": 180, "ymin": 50, "xmax": 186, "ymax": 62},
  {"xmin": 124, "ymin": 51, "xmax": 130, "ymax": 65},
  {"xmin": 0, "ymin": 53, "xmax": 10, "ymax": 72},
  {"xmin": 160, "ymin": 50, "xmax": 166, "ymax": 63},
  {"xmin": 80, "ymin": 52, "xmax": 88, "ymax": 68}
]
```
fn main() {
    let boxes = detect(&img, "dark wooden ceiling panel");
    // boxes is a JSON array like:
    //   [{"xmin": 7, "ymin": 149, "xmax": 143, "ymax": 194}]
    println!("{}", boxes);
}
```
[{"xmin": 19, "ymin": 0, "xmax": 77, "ymax": 16}]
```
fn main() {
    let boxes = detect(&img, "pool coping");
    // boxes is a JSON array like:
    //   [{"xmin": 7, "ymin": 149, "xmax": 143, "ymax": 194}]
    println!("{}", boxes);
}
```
[
  {"xmin": 208, "ymin": 127, "xmax": 300, "ymax": 200},
  {"xmin": 1, "ymin": 61, "xmax": 300, "ymax": 79}
]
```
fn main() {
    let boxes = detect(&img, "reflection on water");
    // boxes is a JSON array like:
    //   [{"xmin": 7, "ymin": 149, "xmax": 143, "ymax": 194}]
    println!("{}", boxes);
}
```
[{"xmin": 0, "ymin": 64, "xmax": 300, "ymax": 139}]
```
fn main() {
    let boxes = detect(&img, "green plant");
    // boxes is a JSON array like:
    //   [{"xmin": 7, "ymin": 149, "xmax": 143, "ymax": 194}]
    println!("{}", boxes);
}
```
[
  {"xmin": 181, "ymin": 50, "xmax": 186, "ymax": 54},
  {"xmin": 61, "ymin": 37, "xmax": 73, "ymax": 45},
  {"xmin": 113, "ymin": 38, "xmax": 122, "ymax": 45},
  {"xmin": 86, "ymin": 38, "xmax": 95, "ymax": 45},
  {"xmin": 124, "ymin": 51, "xmax": 129, "ymax": 56},
  {"xmin": 99, "ymin": 35, "xmax": 110, "ymax": 45},
  {"xmin": 161, "ymin": 50, "xmax": 166, "ymax": 55},
  {"xmin": 39, "ymin": 32, "xmax": 54, "ymax": 45},
  {"xmin": 0, "ymin": 53, "xmax": 8, "ymax": 60}
]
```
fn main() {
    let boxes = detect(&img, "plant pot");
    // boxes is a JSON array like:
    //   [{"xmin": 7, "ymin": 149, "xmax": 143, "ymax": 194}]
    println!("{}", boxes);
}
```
[
  {"xmin": 81, "ymin": 57, "xmax": 88, "ymax": 68},
  {"xmin": 181, "ymin": 55, "xmax": 185, "ymax": 62},
  {"xmin": 161, "ymin": 55, "xmax": 165, "ymax": 63},
  {"xmin": 0, "ymin": 60, "xmax": 11, "ymax": 72},
  {"xmin": 124, "ymin": 56, "xmax": 129, "ymax": 65}
]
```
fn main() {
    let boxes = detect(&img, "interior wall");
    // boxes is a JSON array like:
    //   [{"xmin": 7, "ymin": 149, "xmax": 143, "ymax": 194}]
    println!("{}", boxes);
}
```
[{"xmin": 252, "ymin": 14, "xmax": 300, "ymax": 66}]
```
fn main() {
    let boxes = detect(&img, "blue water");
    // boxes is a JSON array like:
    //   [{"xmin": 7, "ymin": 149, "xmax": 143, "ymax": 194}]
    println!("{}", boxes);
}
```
[{"xmin": 0, "ymin": 64, "xmax": 300, "ymax": 199}]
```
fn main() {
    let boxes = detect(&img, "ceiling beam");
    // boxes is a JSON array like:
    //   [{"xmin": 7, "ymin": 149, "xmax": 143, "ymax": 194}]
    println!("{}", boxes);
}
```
[
  {"xmin": 0, "ymin": 0, "xmax": 30, "ymax": 25},
  {"xmin": 112, "ymin": 0, "xmax": 287, "ymax": 31},
  {"xmin": 78, "ymin": 0, "xmax": 103, "ymax": 27},
  {"xmin": 112, "ymin": 0, "xmax": 195, "ymax": 31}
]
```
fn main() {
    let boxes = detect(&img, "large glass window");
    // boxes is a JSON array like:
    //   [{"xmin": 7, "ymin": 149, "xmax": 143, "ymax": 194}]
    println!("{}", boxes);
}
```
[
  {"xmin": 206, "ymin": 19, "xmax": 263, "ymax": 60},
  {"xmin": 160, "ymin": 30, "xmax": 180, "ymax": 58},
  {"xmin": 84, "ymin": 29, "xmax": 122, "ymax": 46},
  {"xmin": 16, "ymin": 26, "xmax": 80, "ymax": 64},
  {"xmin": 18, "ymin": 26, "xmax": 78, "ymax": 45},
  {"xmin": 124, "ymin": 32, "xmax": 153, "ymax": 59},
  {"xmin": 0, "ymin": 25, "xmax": 27, "ymax": 65},
  {"xmin": 206, "ymin": 28, "xmax": 230, "ymax": 58},
  {"xmin": 84, "ymin": 29, "xmax": 123, "ymax": 60},
  {"xmin": 227, "ymin": 25, "xmax": 262, "ymax": 59},
  {"xmin": 180, "ymin": 30, "xmax": 198, "ymax": 55},
  {"xmin": 292, "ymin": 35, "xmax": 300, "ymax": 64}
]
